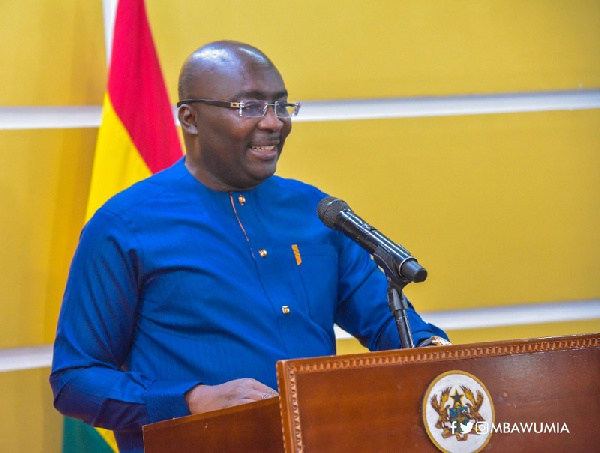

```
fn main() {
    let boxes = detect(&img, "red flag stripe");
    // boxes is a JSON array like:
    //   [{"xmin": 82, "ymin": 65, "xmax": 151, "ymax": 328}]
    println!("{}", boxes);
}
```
[{"xmin": 107, "ymin": 0, "xmax": 181, "ymax": 173}]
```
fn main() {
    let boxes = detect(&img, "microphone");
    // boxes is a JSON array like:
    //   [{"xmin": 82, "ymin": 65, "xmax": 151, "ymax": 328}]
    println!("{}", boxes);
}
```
[{"xmin": 317, "ymin": 196, "xmax": 427, "ymax": 283}]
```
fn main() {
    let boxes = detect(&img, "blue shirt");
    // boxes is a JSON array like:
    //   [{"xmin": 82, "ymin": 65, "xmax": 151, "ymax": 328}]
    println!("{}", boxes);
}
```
[{"xmin": 50, "ymin": 157, "xmax": 447, "ymax": 452}]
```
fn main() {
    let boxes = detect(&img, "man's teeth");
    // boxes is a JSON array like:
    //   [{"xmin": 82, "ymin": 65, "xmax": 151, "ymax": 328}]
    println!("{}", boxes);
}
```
[{"xmin": 251, "ymin": 145, "xmax": 275, "ymax": 150}]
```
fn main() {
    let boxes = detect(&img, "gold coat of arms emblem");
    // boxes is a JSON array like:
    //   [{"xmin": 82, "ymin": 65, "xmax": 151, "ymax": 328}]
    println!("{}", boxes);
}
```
[{"xmin": 423, "ymin": 370, "xmax": 495, "ymax": 453}]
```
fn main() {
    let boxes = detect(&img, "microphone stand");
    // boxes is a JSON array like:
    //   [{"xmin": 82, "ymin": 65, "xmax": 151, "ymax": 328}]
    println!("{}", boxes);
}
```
[{"xmin": 386, "ymin": 277, "xmax": 415, "ymax": 349}]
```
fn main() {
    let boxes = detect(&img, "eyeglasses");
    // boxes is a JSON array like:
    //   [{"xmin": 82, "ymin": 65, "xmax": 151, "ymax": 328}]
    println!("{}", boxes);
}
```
[{"xmin": 176, "ymin": 98, "xmax": 301, "ymax": 119}]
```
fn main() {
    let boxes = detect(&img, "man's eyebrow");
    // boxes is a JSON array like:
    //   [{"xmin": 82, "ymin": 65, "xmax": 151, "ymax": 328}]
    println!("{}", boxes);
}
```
[{"xmin": 232, "ymin": 89, "xmax": 289, "ymax": 100}]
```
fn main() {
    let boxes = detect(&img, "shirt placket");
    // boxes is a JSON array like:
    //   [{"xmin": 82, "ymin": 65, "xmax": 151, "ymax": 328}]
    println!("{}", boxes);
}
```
[{"xmin": 228, "ymin": 191, "xmax": 299, "ymax": 353}]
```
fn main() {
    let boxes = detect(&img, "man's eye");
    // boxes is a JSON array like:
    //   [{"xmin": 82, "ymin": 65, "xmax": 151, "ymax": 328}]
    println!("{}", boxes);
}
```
[{"xmin": 242, "ymin": 102, "xmax": 264, "ymax": 115}]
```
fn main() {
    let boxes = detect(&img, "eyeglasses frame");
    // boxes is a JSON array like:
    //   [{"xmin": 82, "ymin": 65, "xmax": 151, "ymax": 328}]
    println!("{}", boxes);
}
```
[{"xmin": 176, "ymin": 98, "xmax": 300, "ymax": 118}]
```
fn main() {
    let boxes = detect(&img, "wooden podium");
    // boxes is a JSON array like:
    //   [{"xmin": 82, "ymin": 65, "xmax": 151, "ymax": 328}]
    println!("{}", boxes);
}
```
[{"xmin": 143, "ymin": 333, "xmax": 599, "ymax": 452}]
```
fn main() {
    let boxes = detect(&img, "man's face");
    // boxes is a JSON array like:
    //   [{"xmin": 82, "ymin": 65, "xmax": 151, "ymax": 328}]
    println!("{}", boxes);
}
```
[{"xmin": 185, "ymin": 57, "xmax": 292, "ymax": 192}]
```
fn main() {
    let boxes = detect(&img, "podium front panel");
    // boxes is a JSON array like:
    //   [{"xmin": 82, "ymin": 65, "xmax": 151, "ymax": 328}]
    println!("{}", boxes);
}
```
[{"xmin": 276, "ymin": 334, "xmax": 600, "ymax": 453}]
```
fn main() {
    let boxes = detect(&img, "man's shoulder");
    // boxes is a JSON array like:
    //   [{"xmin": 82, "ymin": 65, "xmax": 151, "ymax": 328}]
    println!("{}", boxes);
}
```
[
  {"xmin": 96, "ymin": 161, "xmax": 184, "ymax": 217},
  {"xmin": 259, "ymin": 176, "xmax": 331, "ymax": 222},
  {"xmin": 266, "ymin": 175, "xmax": 326, "ymax": 199}
]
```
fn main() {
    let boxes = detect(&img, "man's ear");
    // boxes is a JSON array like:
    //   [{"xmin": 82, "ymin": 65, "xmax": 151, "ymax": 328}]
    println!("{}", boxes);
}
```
[{"xmin": 178, "ymin": 105, "xmax": 198, "ymax": 135}]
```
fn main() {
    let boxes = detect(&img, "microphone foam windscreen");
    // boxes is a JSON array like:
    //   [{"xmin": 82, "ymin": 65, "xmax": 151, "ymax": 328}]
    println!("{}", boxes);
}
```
[{"xmin": 317, "ymin": 196, "xmax": 350, "ymax": 228}]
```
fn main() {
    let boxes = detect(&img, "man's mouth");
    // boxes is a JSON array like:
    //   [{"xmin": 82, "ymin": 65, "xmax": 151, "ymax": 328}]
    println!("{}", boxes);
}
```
[{"xmin": 249, "ymin": 144, "xmax": 279, "ymax": 159}]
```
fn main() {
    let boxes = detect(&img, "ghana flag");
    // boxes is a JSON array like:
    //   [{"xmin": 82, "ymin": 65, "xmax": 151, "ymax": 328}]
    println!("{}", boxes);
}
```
[
  {"xmin": 64, "ymin": 0, "xmax": 182, "ymax": 451},
  {"xmin": 86, "ymin": 0, "xmax": 182, "ymax": 219}
]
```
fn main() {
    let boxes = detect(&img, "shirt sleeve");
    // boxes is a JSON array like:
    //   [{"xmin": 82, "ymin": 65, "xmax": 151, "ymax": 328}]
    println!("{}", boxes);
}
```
[
  {"xmin": 50, "ymin": 210, "xmax": 200, "ymax": 431},
  {"xmin": 332, "ymin": 231, "xmax": 449, "ymax": 350}
]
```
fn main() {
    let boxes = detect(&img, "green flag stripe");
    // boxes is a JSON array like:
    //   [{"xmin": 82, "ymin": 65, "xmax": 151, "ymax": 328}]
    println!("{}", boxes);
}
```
[{"xmin": 63, "ymin": 418, "xmax": 115, "ymax": 453}]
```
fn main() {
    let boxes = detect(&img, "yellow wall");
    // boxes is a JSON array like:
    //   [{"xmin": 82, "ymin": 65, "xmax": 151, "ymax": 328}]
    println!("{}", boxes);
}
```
[
  {"xmin": 1, "ymin": 0, "xmax": 599, "ymax": 451},
  {"xmin": 1, "ymin": 1, "xmax": 105, "ymax": 451},
  {"xmin": 148, "ymin": 0, "xmax": 600, "ymax": 99},
  {"xmin": 0, "ymin": 0, "xmax": 106, "ymax": 106}
]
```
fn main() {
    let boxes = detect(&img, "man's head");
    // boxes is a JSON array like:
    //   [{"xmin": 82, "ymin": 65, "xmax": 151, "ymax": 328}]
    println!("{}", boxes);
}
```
[{"xmin": 177, "ymin": 41, "xmax": 294, "ymax": 192}]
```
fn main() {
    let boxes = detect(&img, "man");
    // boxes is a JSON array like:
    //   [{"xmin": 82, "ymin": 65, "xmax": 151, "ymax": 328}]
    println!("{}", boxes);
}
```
[{"xmin": 50, "ymin": 41, "xmax": 448, "ymax": 452}]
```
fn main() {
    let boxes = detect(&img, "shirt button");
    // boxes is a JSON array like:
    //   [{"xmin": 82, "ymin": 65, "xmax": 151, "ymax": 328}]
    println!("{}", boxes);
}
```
[
  {"xmin": 238, "ymin": 195, "xmax": 246, "ymax": 205},
  {"xmin": 258, "ymin": 249, "xmax": 268, "ymax": 258},
  {"xmin": 282, "ymin": 306, "xmax": 291, "ymax": 315}
]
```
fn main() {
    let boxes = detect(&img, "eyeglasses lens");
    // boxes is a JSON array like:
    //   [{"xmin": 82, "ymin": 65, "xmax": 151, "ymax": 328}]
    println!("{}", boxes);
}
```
[{"xmin": 241, "ymin": 101, "xmax": 297, "ymax": 118}]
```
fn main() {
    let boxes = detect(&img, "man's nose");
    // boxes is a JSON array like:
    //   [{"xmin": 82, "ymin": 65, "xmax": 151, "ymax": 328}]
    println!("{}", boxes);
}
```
[{"xmin": 257, "ymin": 105, "xmax": 284, "ymax": 130}]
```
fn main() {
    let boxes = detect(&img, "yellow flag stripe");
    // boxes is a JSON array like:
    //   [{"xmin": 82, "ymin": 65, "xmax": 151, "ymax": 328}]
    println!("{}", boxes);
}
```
[
  {"xmin": 85, "ymin": 94, "xmax": 152, "ymax": 220},
  {"xmin": 96, "ymin": 427, "xmax": 119, "ymax": 452}
]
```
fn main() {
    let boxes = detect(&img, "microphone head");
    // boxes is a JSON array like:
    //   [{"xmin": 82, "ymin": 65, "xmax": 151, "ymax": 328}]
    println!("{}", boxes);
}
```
[{"xmin": 317, "ymin": 196, "xmax": 350, "ymax": 229}]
